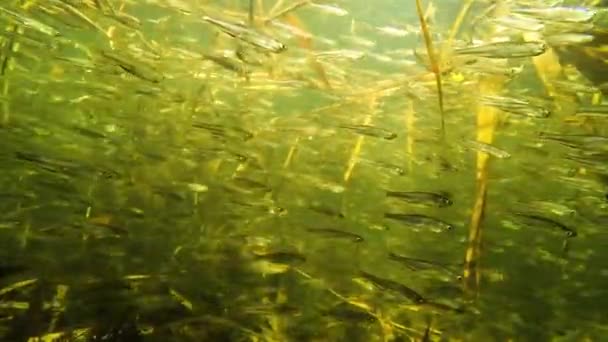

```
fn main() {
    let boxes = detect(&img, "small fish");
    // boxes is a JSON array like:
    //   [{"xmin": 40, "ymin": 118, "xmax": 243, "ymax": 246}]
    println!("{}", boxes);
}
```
[
  {"xmin": 253, "ymin": 251, "xmax": 306, "ymax": 264},
  {"xmin": 307, "ymin": 204, "xmax": 345, "ymax": 218},
  {"xmin": 305, "ymin": 228, "xmax": 364, "ymax": 242},
  {"xmin": 545, "ymin": 33, "xmax": 594, "ymax": 46},
  {"xmin": 463, "ymin": 61, "xmax": 524, "ymax": 77},
  {"xmin": 340, "ymin": 35, "xmax": 376, "ymax": 48},
  {"xmin": 386, "ymin": 191, "xmax": 452, "ymax": 207},
  {"xmin": 481, "ymin": 95, "xmax": 550, "ymax": 118},
  {"xmin": 359, "ymin": 271, "xmax": 426, "ymax": 303},
  {"xmin": 243, "ymin": 303, "xmax": 301, "ymax": 316},
  {"xmin": 376, "ymin": 25, "xmax": 410, "ymax": 37},
  {"xmin": 315, "ymin": 49, "xmax": 366, "ymax": 60},
  {"xmin": 107, "ymin": 12, "xmax": 141, "ymax": 29},
  {"xmin": 191, "ymin": 122, "xmax": 254, "ymax": 141},
  {"xmin": 235, "ymin": 46, "xmax": 265, "ymax": 66},
  {"xmin": 360, "ymin": 159, "xmax": 406, "ymax": 176},
  {"xmin": 100, "ymin": 50, "xmax": 163, "ymax": 83},
  {"xmin": 493, "ymin": 14, "xmax": 544, "ymax": 32},
  {"xmin": 543, "ymin": 21, "xmax": 594, "ymax": 34},
  {"xmin": 203, "ymin": 52, "xmax": 248, "ymax": 76},
  {"xmin": 388, "ymin": 252, "xmax": 462, "ymax": 281},
  {"xmin": 337, "ymin": 124, "xmax": 397, "ymax": 140},
  {"xmin": 514, "ymin": 213, "xmax": 577, "ymax": 237},
  {"xmin": 575, "ymin": 105, "xmax": 608, "ymax": 117},
  {"xmin": 202, "ymin": 15, "xmax": 286, "ymax": 53},
  {"xmin": 539, "ymin": 132, "xmax": 608, "ymax": 147},
  {"xmin": 231, "ymin": 198, "xmax": 285, "ymax": 216},
  {"xmin": 552, "ymin": 80, "xmax": 599, "ymax": 94},
  {"xmin": 310, "ymin": 3, "xmax": 348, "ymax": 17},
  {"xmin": 512, "ymin": 6, "xmax": 596, "ymax": 23},
  {"xmin": 268, "ymin": 20, "xmax": 313, "ymax": 40},
  {"xmin": 384, "ymin": 213, "xmax": 454, "ymax": 232},
  {"xmin": 455, "ymin": 41, "xmax": 547, "ymax": 59},
  {"xmin": 465, "ymin": 140, "xmax": 511, "ymax": 159},
  {"xmin": 525, "ymin": 201, "xmax": 576, "ymax": 217},
  {"xmin": 185, "ymin": 183, "xmax": 208, "ymax": 193},
  {"xmin": 0, "ymin": 6, "xmax": 60, "ymax": 36},
  {"xmin": 388, "ymin": 252, "xmax": 453, "ymax": 272},
  {"xmin": 323, "ymin": 302, "xmax": 377, "ymax": 324},
  {"xmin": 231, "ymin": 176, "xmax": 271, "ymax": 193}
]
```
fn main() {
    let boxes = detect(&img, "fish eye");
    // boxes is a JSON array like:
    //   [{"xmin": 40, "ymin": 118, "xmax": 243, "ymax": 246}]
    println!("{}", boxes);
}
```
[{"xmin": 446, "ymin": 225, "xmax": 454, "ymax": 231}]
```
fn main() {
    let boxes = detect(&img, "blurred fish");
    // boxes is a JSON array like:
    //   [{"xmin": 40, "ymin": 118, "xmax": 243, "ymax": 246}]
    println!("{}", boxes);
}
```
[
  {"xmin": 203, "ymin": 52, "xmax": 249, "ymax": 76},
  {"xmin": 202, "ymin": 15, "xmax": 286, "ymax": 53},
  {"xmin": 253, "ymin": 251, "xmax": 306, "ymax": 264},
  {"xmin": 336, "ymin": 124, "xmax": 397, "ymax": 140},
  {"xmin": 455, "ymin": 41, "xmax": 547, "ymax": 58},
  {"xmin": 230, "ymin": 176, "xmax": 271, "ymax": 193},
  {"xmin": 235, "ymin": 46, "xmax": 265, "ymax": 66},
  {"xmin": 512, "ymin": 6, "xmax": 596, "ymax": 23},
  {"xmin": 552, "ymin": 80, "xmax": 600, "ymax": 94},
  {"xmin": 493, "ymin": 14, "xmax": 544, "ymax": 32},
  {"xmin": 465, "ymin": 140, "xmax": 511, "ymax": 159},
  {"xmin": 359, "ymin": 271, "xmax": 426, "ymax": 303},
  {"xmin": 376, "ymin": 25, "xmax": 411, "ymax": 37},
  {"xmin": 386, "ymin": 191, "xmax": 452, "ymax": 207},
  {"xmin": 545, "ymin": 33, "xmax": 594, "ymax": 46},
  {"xmin": 310, "ymin": 3, "xmax": 348, "ymax": 17},
  {"xmin": 0, "ymin": 5, "xmax": 60, "ymax": 36},
  {"xmin": 358, "ymin": 158, "xmax": 406, "ymax": 176},
  {"xmin": 305, "ymin": 228, "xmax": 364, "ymax": 242},
  {"xmin": 243, "ymin": 303, "xmax": 302, "ymax": 316},
  {"xmin": 388, "ymin": 252, "xmax": 461, "ymax": 280},
  {"xmin": 384, "ymin": 213, "xmax": 454, "ymax": 232},
  {"xmin": 481, "ymin": 95, "xmax": 550, "ymax": 118},
  {"xmin": 315, "ymin": 49, "xmax": 366, "ymax": 61},
  {"xmin": 462, "ymin": 60, "xmax": 524, "ymax": 77},
  {"xmin": 191, "ymin": 121, "xmax": 254, "ymax": 141},
  {"xmin": 575, "ymin": 105, "xmax": 608, "ymax": 117},
  {"xmin": 514, "ymin": 213, "xmax": 577, "ymax": 237},
  {"xmin": 543, "ymin": 20, "xmax": 594, "ymax": 34},
  {"xmin": 524, "ymin": 201, "xmax": 577, "ymax": 217},
  {"xmin": 322, "ymin": 302, "xmax": 377, "ymax": 324},
  {"xmin": 539, "ymin": 132, "xmax": 608, "ymax": 148},
  {"xmin": 100, "ymin": 50, "xmax": 163, "ymax": 83},
  {"xmin": 251, "ymin": 250, "xmax": 306, "ymax": 275}
]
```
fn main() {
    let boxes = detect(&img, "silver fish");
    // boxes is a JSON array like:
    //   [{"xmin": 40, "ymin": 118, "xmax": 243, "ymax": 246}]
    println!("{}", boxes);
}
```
[
  {"xmin": 455, "ymin": 41, "xmax": 547, "ymax": 59},
  {"xmin": 202, "ymin": 15, "xmax": 286, "ymax": 53}
]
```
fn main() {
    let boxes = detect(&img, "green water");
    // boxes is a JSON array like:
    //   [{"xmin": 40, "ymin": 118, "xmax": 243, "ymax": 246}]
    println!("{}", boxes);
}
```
[{"xmin": 0, "ymin": 1, "xmax": 607, "ymax": 341}]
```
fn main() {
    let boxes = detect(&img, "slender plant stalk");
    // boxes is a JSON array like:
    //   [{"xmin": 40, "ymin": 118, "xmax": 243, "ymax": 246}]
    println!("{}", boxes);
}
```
[
  {"xmin": 463, "ymin": 76, "xmax": 501, "ymax": 295},
  {"xmin": 439, "ymin": 0, "xmax": 475, "ymax": 67},
  {"xmin": 414, "ymin": 0, "xmax": 445, "ymax": 138},
  {"xmin": 463, "ymin": 1, "xmax": 510, "ymax": 295}
]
